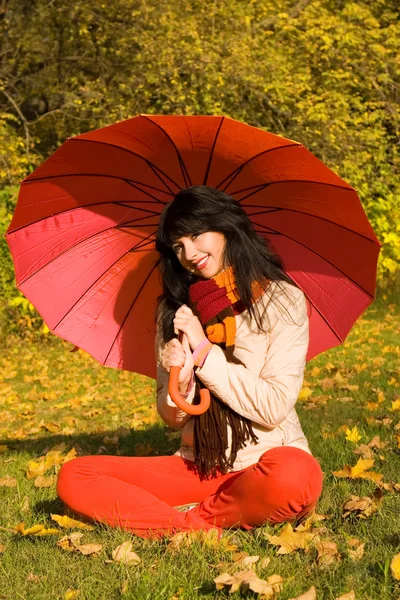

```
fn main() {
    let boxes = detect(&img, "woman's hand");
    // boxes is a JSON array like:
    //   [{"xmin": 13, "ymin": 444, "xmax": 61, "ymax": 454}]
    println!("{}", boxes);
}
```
[
  {"xmin": 173, "ymin": 305, "xmax": 207, "ymax": 351},
  {"xmin": 161, "ymin": 333, "xmax": 194, "ymax": 392}
]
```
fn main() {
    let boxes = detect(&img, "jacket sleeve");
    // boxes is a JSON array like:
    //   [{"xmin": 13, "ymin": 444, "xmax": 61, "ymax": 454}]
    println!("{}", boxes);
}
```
[
  {"xmin": 155, "ymin": 322, "xmax": 196, "ymax": 429},
  {"xmin": 194, "ymin": 284, "xmax": 309, "ymax": 429}
]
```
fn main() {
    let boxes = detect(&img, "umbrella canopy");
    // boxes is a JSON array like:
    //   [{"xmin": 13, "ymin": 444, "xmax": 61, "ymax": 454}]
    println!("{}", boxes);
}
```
[{"xmin": 6, "ymin": 114, "xmax": 381, "ymax": 379}]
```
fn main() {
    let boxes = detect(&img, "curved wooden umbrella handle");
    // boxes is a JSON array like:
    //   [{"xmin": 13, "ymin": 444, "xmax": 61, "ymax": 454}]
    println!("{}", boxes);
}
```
[
  {"xmin": 167, "ymin": 331, "xmax": 210, "ymax": 415},
  {"xmin": 168, "ymin": 367, "xmax": 210, "ymax": 415}
]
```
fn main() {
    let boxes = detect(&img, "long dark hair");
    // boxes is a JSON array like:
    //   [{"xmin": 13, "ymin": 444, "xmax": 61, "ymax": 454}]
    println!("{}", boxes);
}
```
[
  {"xmin": 155, "ymin": 185, "xmax": 299, "ymax": 339},
  {"xmin": 155, "ymin": 186, "xmax": 301, "ymax": 477}
]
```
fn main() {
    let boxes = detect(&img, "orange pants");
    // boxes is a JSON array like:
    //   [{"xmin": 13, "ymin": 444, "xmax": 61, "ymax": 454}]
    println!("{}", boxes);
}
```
[{"xmin": 57, "ymin": 446, "xmax": 323, "ymax": 539}]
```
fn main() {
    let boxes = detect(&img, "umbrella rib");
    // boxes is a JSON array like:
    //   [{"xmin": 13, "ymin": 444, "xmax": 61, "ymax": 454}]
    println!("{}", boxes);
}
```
[
  {"xmin": 233, "ymin": 179, "xmax": 354, "ymax": 203},
  {"xmin": 20, "ymin": 172, "xmax": 174, "ymax": 202},
  {"xmin": 127, "ymin": 238, "xmax": 156, "ymax": 252},
  {"xmin": 246, "ymin": 206, "xmax": 379, "ymax": 244},
  {"xmin": 66, "ymin": 137, "xmax": 182, "ymax": 195},
  {"xmin": 103, "ymin": 256, "xmax": 162, "ymax": 366},
  {"xmin": 51, "ymin": 229, "xmax": 158, "ymax": 333},
  {"xmin": 141, "ymin": 115, "xmax": 193, "ymax": 188},
  {"xmin": 251, "ymin": 218, "xmax": 375, "ymax": 301},
  {"xmin": 6, "ymin": 198, "xmax": 163, "ymax": 236},
  {"xmin": 289, "ymin": 286, "xmax": 343, "ymax": 345},
  {"xmin": 114, "ymin": 202, "xmax": 161, "ymax": 215},
  {"xmin": 216, "ymin": 143, "xmax": 300, "ymax": 190},
  {"xmin": 18, "ymin": 222, "xmax": 156, "ymax": 287},
  {"xmin": 121, "ymin": 180, "xmax": 169, "ymax": 204},
  {"xmin": 203, "ymin": 116, "xmax": 225, "ymax": 186}
]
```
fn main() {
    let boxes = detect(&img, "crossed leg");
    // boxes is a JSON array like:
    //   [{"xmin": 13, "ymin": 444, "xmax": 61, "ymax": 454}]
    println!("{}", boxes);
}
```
[{"xmin": 57, "ymin": 446, "xmax": 323, "ymax": 538}]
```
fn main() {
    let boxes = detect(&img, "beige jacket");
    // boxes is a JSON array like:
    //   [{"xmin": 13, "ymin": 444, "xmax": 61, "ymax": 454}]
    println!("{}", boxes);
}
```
[{"xmin": 155, "ymin": 281, "xmax": 312, "ymax": 471}]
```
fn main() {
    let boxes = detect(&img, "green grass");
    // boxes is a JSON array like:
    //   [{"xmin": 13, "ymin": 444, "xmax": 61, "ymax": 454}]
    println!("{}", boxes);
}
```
[{"xmin": 0, "ymin": 289, "xmax": 399, "ymax": 599}]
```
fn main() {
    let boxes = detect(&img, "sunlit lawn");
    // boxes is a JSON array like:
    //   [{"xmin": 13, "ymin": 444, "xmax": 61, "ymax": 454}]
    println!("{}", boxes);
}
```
[{"xmin": 0, "ymin": 289, "xmax": 399, "ymax": 600}]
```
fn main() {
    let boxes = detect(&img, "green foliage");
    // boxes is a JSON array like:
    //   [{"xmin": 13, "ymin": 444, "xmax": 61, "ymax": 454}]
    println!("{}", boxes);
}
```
[{"xmin": 0, "ymin": 0, "xmax": 398, "ymax": 301}]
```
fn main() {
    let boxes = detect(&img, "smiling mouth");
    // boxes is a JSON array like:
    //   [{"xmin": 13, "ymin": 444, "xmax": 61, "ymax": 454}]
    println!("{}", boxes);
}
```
[{"xmin": 194, "ymin": 256, "xmax": 209, "ymax": 269}]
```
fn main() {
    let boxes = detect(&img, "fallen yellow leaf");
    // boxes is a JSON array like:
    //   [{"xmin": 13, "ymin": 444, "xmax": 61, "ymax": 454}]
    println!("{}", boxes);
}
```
[
  {"xmin": 391, "ymin": 399, "xmax": 400, "ymax": 412},
  {"xmin": 266, "ymin": 523, "xmax": 317, "ymax": 554},
  {"xmin": 15, "ymin": 522, "xmax": 59, "ymax": 536},
  {"xmin": 343, "ymin": 489, "xmax": 383, "ymax": 519},
  {"xmin": 110, "ymin": 541, "xmax": 141, "ymax": 565},
  {"xmin": 345, "ymin": 426, "xmax": 362, "ymax": 443},
  {"xmin": 57, "ymin": 533, "xmax": 102, "ymax": 556},
  {"xmin": 325, "ymin": 362, "xmax": 336, "ymax": 371},
  {"xmin": 391, "ymin": 552, "xmax": 400, "ymax": 580},
  {"xmin": 232, "ymin": 553, "xmax": 260, "ymax": 567},
  {"xmin": 315, "ymin": 540, "xmax": 340, "ymax": 567},
  {"xmin": 298, "ymin": 387, "xmax": 313, "ymax": 400},
  {"xmin": 288, "ymin": 586, "xmax": 316, "ymax": 600},
  {"xmin": 332, "ymin": 458, "xmax": 384, "ymax": 484},
  {"xmin": 51, "ymin": 514, "xmax": 93, "ymax": 530},
  {"xmin": 26, "ymin": 460, "xmax": 47, "ymax": 479},
  {"xmin": 214, "ymin": 570, "xmax": 282, "ymax": 596},
  {"xmin": 65, "ymin": 590, "xmax": 80, "ymax": 600},
  {"xmin": 347, "ymin": 538, "xmax": 365, "ymax": 561}
]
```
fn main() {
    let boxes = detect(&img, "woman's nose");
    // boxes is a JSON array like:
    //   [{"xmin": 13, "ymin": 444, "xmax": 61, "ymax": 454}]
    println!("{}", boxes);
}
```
[{"xmin": 183, "ymin": 241, "xmax": 197, "ymax": 261}]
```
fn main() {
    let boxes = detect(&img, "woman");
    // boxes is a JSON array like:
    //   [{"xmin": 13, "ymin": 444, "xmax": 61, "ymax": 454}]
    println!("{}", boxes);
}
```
[{"xmin": 57, "ymin": 186, "xmax": 323, "ymax": 538}]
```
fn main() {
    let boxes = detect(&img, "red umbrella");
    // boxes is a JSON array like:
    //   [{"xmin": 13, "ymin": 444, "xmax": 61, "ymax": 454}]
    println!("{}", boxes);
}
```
[{"xmin": 6, "ymin": 114, "xmax": 381, "ymax": 388}]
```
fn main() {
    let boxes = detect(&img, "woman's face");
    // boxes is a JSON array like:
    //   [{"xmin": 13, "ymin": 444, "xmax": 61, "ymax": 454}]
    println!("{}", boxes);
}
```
[{"xmin": 172, "ymin": 231, "xmax": 227, "ymax": 279}]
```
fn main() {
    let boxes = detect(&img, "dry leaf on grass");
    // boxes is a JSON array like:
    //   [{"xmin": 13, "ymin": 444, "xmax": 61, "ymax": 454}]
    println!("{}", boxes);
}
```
[
  {"xmin": 298, "ymin": 387, "xmax": 313, "ymax": 400},
  {"xmin": 303, "ymin": 395, "xmax": 330, "ymax": 410},
  {"xmin": 57, "ymin": 532, "xmax": 102, "ymax": 556},
  {"xmin": 26, "ymin": 448, "xmax": 77, "ymax": 479},
  {"xmin": 315, "ymin": 540, "xmax": 340, "ymax": 567},
  {"xmin": 15, "ymin": 522, "xmax": 59, "ymax": 536},
  {"xmin": 294, "ymin": 512, "xmax": 328, "ymax": 532},
  {"xmin": 380, "ymin": 481, "xmax": 400, "ymax": 493},
  {"xmin": 346, "ymin": 538, "xmax": 365, "ymax": 560},
  {"xmin": 332, "ymin": 458, "xmax": 384, "ymax": 484},
  {"xmin": 34, "ymin": 475, "xmax": 55, "ymax": 488},
  {"xmin": 391, "ymin": 399, "xmax": 400, "ymax": 412},
  {"xmin": 288, "ymin": 586, "xmax": 316, "ymax": 600},
  {"xmin": 232, "ymin": 552, "xmax": 260, "ymax": 567},
  {"xmin": 266, "ymin": 523, "xmax": 318, "ymax": 554},
  {"xmin": 51, "ymin": 514, "xmax": 94, "ymax": 530},
  {"xmin": 107, "ymin": 541, "xmax": 141, "ymax": 565},
  {"xmin": 57, "ymin": 532, "xmax": 84, "ymax": 551},
  {"xmin": 168, "ymin": 529, "xmax": 236, "ymax": 552},
  {"xmin": 354, "ymin": 436, "xmax": 387, "ymax": 459},
  {"xmin": 214, "ymin": 570, "xmax": 282, "ymax": 597},
  {"xmin": 345, "ymin": 426, "xmax": 362, "ymax": 443},
  {"xmin": 0, "ymin": 475, "xmax": 17, "ymax": 487},
  {"xmin": 65, "ymin": 589, "xmax": 80, "ymax": 599},
  {"xmin": 391, "ymin": 552, "xmax": 400, "ymax": 580},
  {"xmin": 342, "ymin": 489, "xmax": 383, "ymax": 518},
  {"xmin": 0, "ymin": 544, "xmax": 6, "ymax": 553}
]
